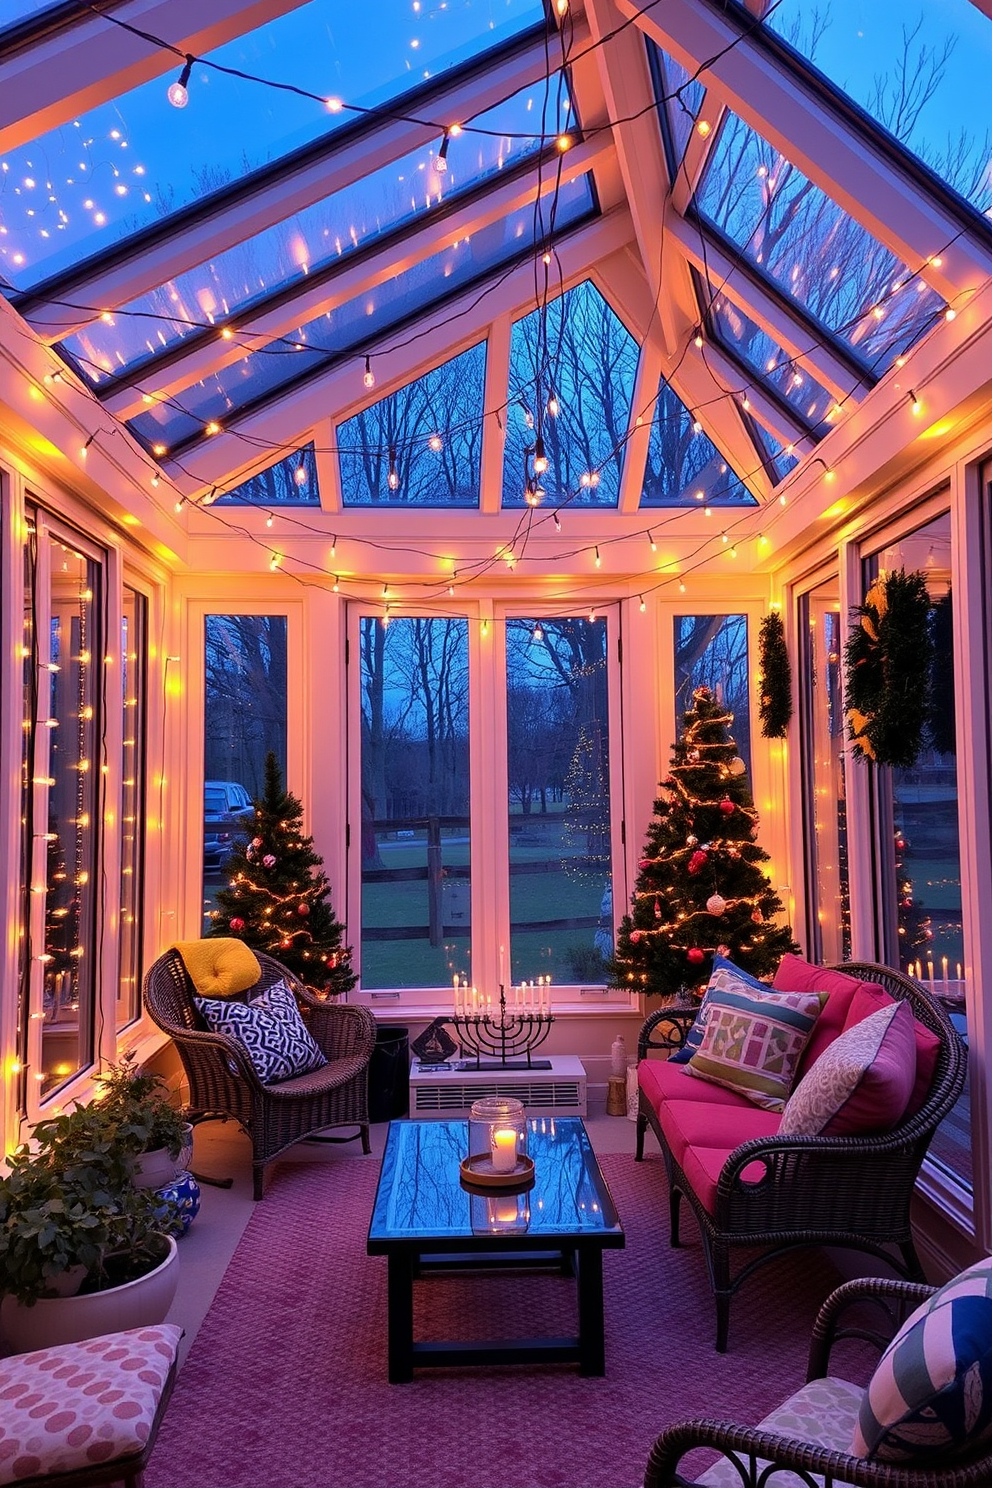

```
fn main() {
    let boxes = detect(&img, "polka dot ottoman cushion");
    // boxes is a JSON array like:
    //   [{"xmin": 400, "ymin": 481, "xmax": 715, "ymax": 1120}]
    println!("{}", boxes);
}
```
[{"xmin": 0, "ymin": 1324, "xmax": 181, "ymax": 1485}]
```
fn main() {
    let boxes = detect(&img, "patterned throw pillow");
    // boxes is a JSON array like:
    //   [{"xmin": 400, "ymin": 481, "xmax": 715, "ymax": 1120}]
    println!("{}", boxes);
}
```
[
  {"xmin": 195, "ymin": 979, "xmax": 327, "ymax": 1084},
  {"xmin": 685, "ymin": 982, "xmax": 826, "ymax": 1111},
  {"xmin": 855, "ymin": 1258, "xmax": 992, "ymax": 1463},
  {"xmin": 779, "ymin": 1001, "xmax": 916, "ymax": 1137},
  {"xmin": 669, "ymin": 955, "xmax": 772, "ymax": 1064}
]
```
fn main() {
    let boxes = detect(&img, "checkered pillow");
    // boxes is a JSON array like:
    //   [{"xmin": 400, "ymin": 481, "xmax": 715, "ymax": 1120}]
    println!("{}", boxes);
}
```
[
  {"xmin": 685, "ymin": 979, "xmax": 826, "ymax": 1111},
  {"xmin": 196, "ymin": 979, "xmax": 326, "ymax": 1084},
  {"xmin": 855, "ymin": 1259, "xmax": 992, "ymax": 1463}
]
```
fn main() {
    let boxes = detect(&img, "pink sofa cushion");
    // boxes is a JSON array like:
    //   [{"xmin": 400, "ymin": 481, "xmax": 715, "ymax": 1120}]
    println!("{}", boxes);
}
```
[
  {"xmin": 658, "ymin": 1099, "xmax": 781, "ymax": 1169},
  {"xmin": 680, "ymin": 1145, "xmax": 771, "ymax": 1216},
  {"xmin": 843, "ymin": 985, "xmax": 941, "ymax": 1117},
  {"xmin": 638, "ymin": 1057, "xmax": 759, "ymax": 1114},
  {"xmin": 773, "ymin": 955, "xmax": 887, "ymax": 1074},
  {"xmin": 780, "ymin": 1001, "xmax": 917, "ymax": 1137}
]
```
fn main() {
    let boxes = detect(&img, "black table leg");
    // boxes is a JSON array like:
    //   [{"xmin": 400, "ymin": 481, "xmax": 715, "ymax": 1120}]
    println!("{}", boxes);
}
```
[
  {"xmin": 575, "ymin": 1246, "xmax": 605, "ymax": 1376},
  {"xmin": 387, "ymin": 1251, "xmax": 415, "ymax": 1383}
]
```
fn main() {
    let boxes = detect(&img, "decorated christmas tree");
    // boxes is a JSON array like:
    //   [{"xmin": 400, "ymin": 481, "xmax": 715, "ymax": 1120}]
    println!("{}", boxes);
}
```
[
  {"xmin": 209, "ymin": 753, "xmax": 357, "ymax": 996},
  {"xmin": 894, "ymin": 829, "xmax": 933, "ymax": 973},
  {"xmin": 610, "ymin": 687, "xmax": 798, "ymax": 999}
]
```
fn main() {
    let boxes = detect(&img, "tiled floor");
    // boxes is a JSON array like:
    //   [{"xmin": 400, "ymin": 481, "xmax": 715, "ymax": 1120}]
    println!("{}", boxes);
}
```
[{"xmin": 169, "ymin": 1104, "xmax": 639, "ymax": 1363}]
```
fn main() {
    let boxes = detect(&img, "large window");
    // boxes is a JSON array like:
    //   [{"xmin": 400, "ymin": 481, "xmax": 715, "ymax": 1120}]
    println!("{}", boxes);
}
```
[
  {"xmin": 117, "ymin": 585, "xmax": 146, "ymax": 1028},
  {"xmin": 866, "ymin": 512, "xmax": 967, "ymax": 1188},
  {"xmin": 674, "ymin": 615, "xmax": 751, "ymax": 774},
  {"xmin": 359, "ymin": 616, "xmax": 470, "ymax": 989},
  {"xmin": 798, "ymin": 578, "xmax": 850, "ymax": 963},
  {"xmin": 19, "ymin": 515, "xmax": 102, "ymax": 1099},
  {"xmin": 202, "ymin": 616, "xmax": 288, "ymax": 930},
  {"xmin": 506, "ymin": 618, "xmax": 612, "ymax": 985}
]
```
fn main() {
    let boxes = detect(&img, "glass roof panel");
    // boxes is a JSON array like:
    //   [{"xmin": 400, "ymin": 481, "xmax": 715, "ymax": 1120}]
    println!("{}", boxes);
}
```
[
  {"xmin": 214, "ymin": 442, "xmax": 320, "ymax": 506},
  {"xmin": 641, "ymin": 381, "xmax": 756, "ymax": 508},
  {"xmin": 127, "ymin": 172, "xmax": 596, "ymax": 454},
  {"xmin": 0, "ymin": 0, "xmax": 545, "ymax": 292},
  {"xmin": 338, "ymin": 343, "xmax": 486, "ymax": 507},
  {"xmin": 696, "ymin": 110, "xmax": 946, "ymax": 374},
  {"xmin": 502, "ymin": 280, "xmax": 637, "ymax": 510},
  {"xmin": 0, "ymin": 0, "xmax": 68, "ymax": 31},
  {"xmin": 60, "ymin": 80, "xmax": 570, "ymax": 386},
  {"xmin": 745, "ymin": 414, "xmax": 800, "ymax": 486},
  {"xmin": 646, "ymin": 41, "xmax": 705, "ymax": 182},
  {"xmin": 697, "ymin": 273, "xmax": 835, "ymax": 434},
  {"xmin": 765, "ymin": 0, "xmax": 992, "ymax": 219}
]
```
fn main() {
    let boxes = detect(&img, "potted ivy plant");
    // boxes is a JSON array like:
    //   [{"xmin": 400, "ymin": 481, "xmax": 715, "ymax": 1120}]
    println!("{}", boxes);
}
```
[
  {"xmin": 0, "ymin": 1057, "xmax": 187, "ymax": 1352},
  {"xmin": 92, "ymin": 1051, "xmax": 192, "ymax": 1188}
]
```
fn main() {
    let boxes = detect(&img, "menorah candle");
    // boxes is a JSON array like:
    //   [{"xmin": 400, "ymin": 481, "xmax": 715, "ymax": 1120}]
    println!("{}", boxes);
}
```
[{"xmin": 941, "ymin": 956, "xmax": 949, "ymax": 995}]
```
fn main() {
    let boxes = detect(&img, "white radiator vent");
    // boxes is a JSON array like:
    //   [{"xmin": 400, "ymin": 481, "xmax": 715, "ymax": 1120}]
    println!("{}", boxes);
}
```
[{"xmin": 414, "ymin": 1080, "xmax": 582, "ymax": 1112}]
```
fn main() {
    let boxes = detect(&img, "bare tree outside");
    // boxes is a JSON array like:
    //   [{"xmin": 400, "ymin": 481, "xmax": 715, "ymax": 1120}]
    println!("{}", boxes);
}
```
[
  {"xmin": 204, "ymin": 615, "xmax": 288, "ymax": 792},
  {"xmin": 675, "ymin": 614, "xmax": 751, "ymax": 774}
]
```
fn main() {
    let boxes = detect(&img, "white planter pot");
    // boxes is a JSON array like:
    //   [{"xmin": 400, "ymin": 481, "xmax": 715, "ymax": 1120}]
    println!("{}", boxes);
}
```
[
  {"xmin": 130, "ymin": 1122, "xmax": 193, "ymax": 1190},
  {"xmin": 0, "ymin": 1235, "xmax": 179, "ymax": 1354}
]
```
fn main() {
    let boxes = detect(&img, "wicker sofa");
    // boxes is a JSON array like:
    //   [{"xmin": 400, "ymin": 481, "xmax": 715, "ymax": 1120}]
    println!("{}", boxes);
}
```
[{"xmin": 636, "ymin": 962, "xmax": 967, "ymax": 1351}]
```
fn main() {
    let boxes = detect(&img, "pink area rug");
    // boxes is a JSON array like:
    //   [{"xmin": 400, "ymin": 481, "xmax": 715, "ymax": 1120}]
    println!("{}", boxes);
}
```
[{"xmin": 147, "ymin": 1152, "xmax": 861, "ymax": 1488}]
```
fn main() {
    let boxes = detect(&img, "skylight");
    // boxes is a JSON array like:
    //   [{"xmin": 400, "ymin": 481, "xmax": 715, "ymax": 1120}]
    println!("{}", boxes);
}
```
[
  {"xmin": 696, "ymin": 110, "xmax": 946, "ymax": 374},
  {"xmin": 641, "ymin": 381, "xmax": 756, "ymax": 508},
  {"xmin": 764, "ymin": 0, "xmax": 992, "ymax": 221},
  {"xmin": 338, "ymin": 343, "xmax": 486, "ymax": 508},
  {"xmin": 0, "ymin": 0, "xmax": 546, "ymax": 292},
  {"xmin": 126, "ymin": 174, "xmax": 596, "ymax": 456},
  {"xmin": 214, "ymin": 443, "xmax": 320, "ymax": 507},
  {"xmin": 646, "ymin": 42, "xmax": 705, "ymax": 183},
  {"xmin": 502, "ymin": 279, "xmax": 638, "ymax": 510},
  {"xmin": 59, "ymin": 80, "xmax": 571, "ymax": 385}
]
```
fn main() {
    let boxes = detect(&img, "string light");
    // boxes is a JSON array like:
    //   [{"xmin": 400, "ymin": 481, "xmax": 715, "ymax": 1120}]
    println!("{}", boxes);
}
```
[
  {"xmin": 293, "ymin": 462, "xmax": 309, "ymax": 486},
  {"xmin": 363, "ymin": 356, "xmax": 375, "ymax": 390},
  {"xmin": 553, "ymin": 512, "xmax": 562, "ymax": 531},
  {"xmin": 693, "ymin": 327, "xmax": 704, "ymax": 348},
  {"xmin": 265, "ymin": 513, "xmax": 274, "ymax": 528},
  {"xmin": 435, "ymin": 131, "xmax": 451, "ymax": 173},
  {"xmin": 167, "ymin": 54, "xmax": 194, "ymax": 109},
  {"xmin": 547, "ymin": 390, "xmax": 560, "ymax": 418},
  {"xmin": 533, "ymin": 623, "xmax": 544, "ymax": 641},
  {"xmin": 387, "ymin": 447, "xmax": 399, "ymax": 490},
  {"xmin": 594, "ymin": 546, "xmax": 602, "ymax": 567},
  {"xmin": 533, "ymin": 435, "xmax": 548, "ymax": 475},
  {"xmin": 332, "ymin": 575, "xmax": 339, "ymax": 592},
  {"xmin": 639, "ymin": 595, "xmax": 647, "ymax": 612},
  {"xmin": 269, "ymin": 552, "xmax": 282, "ymax": 569},
  {"xmin": 428, "ymin": 434, "xmax": 443, "ymax": 452},
  {"xmin": 79, "ymin": 434, "xmax": 94, "ymax": 459},
  {"xmin": 648, "ymin": 530, "xmax": 657, "ymax": 552},
  {"xmin": 330, "ymin": 536, "xmax": 337, "ymax": 558},
  {"xmin": 909, "ymin": 390, "xmax": 922, "ymax": 414}
]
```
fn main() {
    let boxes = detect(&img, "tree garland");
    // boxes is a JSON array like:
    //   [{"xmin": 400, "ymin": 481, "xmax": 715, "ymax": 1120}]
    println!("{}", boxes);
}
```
[
  {"xmin": 844, "ymin": 568, "xmax": 932, "ymax": 768},
  {"xmin": 758, "ymin": 612, "xmax": 792, "ymax": 738}
]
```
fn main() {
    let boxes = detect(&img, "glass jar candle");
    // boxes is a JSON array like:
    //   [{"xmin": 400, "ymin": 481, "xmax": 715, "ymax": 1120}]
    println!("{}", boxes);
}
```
[{"xmin": 468, "ymin": 1096, "xmax": 528, "ymax": 1173}]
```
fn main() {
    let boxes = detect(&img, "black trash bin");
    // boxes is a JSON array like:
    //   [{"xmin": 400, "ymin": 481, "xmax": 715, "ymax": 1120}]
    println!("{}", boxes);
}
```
[{"xmin": 368, "ymin": 1024, "xmax": 410, "ymax": 1122}]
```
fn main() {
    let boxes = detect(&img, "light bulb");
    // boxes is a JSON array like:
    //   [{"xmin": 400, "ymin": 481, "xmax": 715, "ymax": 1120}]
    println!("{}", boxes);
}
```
[
  {"xmin": 639, "ymin": 596, "xmax": 647, "ymax": 612},
  {"xmin": 293, "ymin": 464, "xmax": 308, "ymax": 486},
  {"xmin": 428, "ymin": 434, "xmax": 443, "ymax": 451},
  {"xmin": 547, "ymin": 394, "xmax": 559, "ymax": 417},
  {"xmin": 363, "ymin": 356, "xmax": 375, "ymax": 389},
  {"xmin": 693, "ymin": 327, "xmax": 703, "ymax": 348},
  {"xmin": 167, "ymin": 56, "xmax": 194, "ymax": 109}
]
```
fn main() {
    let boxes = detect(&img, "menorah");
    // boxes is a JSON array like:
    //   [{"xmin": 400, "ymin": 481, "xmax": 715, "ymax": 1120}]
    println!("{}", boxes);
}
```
[{"xmin": 448, "ymin": 986, "xmax": 554, "ymax": 1070}]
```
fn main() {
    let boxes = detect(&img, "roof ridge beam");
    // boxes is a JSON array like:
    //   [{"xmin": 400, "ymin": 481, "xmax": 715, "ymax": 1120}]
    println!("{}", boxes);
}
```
[
  {"xmin": 0, "ymin": 0, "xmax": 308, "ymax": 153},
  {"xmin": 18, "ymin": 20, "xmax": 590, "ymax": 338},
  {"xmin": 616, "ymin": 0, "xmax": 992, "ymax": 305}
]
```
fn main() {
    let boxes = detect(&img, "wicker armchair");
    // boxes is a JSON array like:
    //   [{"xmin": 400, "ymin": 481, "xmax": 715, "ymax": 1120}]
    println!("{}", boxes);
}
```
[
  {"xmin": 644, "ymin": 1275, "xmax": 992, "ymax": 1486},
  {"xmin": 636, "ymin": 963, "xmax": 968, "ymax": 1351},
  {"xmin": 143, "ymin": 948, "xmax": 376, "ymax": 1199}
]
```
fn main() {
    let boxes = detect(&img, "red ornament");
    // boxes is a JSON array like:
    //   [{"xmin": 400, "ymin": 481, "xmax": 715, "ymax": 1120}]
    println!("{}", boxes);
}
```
[
  {"xmin": 629, "ymin": 930, "xmax": 643, "ymax": 944},
  {"xmin": 263, "ymin": 854, "xmax": 277, "ymax": 868},
  {"xmin": 688, "ymin": 849, "xmax": 708, "ymax": 875},
  {"xmin": 687, "ymin": 947, "xmax": 705, "ymax": 965},
  {"xmin": 751, "ymin": 908, "xmax": 764, "ymax": 924},
  {"xmin": 719, "ymin": 798, "xmax": 735, "ymax": 815},
  {"xmin": 654, "ymin": 898, "xmax": 662, "ymax": 920},
  {"xmin": 717, "ymin": 943, "xmax": 731, "ymax": 957},
  {"xmin": 229, "ymin": 917, "xmax": 245, "ymax": 932},
  {"xmin": 297, "ymin": 902, "xmax": 310, "ymax": 916},
  {"xmin": 639, "ymin": 858, "xmax": 653, "ymax": 870}
]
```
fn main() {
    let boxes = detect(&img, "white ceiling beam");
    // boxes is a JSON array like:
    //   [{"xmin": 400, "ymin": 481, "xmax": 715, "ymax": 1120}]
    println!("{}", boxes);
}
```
[
  {"xmin": 21, "ymin": 22, "xmax": 591, "ymax": 336},
  {"xmin": 166, "ymin": 207, "xmax": 636, "ymax": 493},
  {"xmin": 0, "ymin": 0, "xmax": 307, "ymax": 152},
  {"xmin": 616, "ymin": 0, "xmax": 992, "ymax": 304},
  {"xmin": 584, "ymin": 0, "xmax": 682, "ymax": 355},
  {"xmin": 98, "ymin": 138, "xmax": 609, "ymax": 419},
  {"xmin": 664, "ymin": 209, "xmax": 865, "ymax": 402}
]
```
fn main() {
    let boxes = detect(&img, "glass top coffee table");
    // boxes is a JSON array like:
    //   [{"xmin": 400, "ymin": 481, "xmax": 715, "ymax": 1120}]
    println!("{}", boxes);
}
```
[{"xmin": 367, "ymin": 1116, "xmax": 624, "ymax": 1382}]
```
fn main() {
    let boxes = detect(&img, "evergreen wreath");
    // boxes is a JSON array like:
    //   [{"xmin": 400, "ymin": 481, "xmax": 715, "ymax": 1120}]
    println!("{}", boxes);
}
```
[
  {"xmin": 758, "ymin": 611, "xmax": 792, "ymax": 738},
  {"xmin": 844, "ymin": 568, "xmax": 932, "ymax": 768}
]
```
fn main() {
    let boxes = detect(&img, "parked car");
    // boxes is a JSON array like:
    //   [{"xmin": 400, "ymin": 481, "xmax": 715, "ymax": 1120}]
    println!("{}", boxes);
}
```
[{"xmin": 203, "ymin": 780, "xmax": 254, "ymax": 871}]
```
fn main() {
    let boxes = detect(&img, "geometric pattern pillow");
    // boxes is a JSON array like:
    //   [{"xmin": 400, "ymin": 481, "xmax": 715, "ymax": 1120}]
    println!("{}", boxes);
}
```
[
  {"xmin": 778, "ymin": 1001, "xmax": 917, "ymax": 1138},
  {"xmin": 669, "ymin": 955, "xmax": 774, "ymax": 1064},
  {"xmin": 684, "ymin": 983, "xmax": 826, "ymax": 1111},
  {"xmin": 195, "ymin": 979, "xmax": 327, "ymax": 1085},
  {"xmin": 854, "ymin": 1258, "xmax": 992, "ymax": 1463}
]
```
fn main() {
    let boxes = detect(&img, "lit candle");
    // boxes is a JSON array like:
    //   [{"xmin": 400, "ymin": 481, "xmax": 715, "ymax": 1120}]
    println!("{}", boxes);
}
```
[
  {"xmin": 926, "ymin": 960, "xmax": 934, "ymax": 991},
  {"xmin": 491, "ymin": 1128, "xmax": 518, "ymax": 1173},
  {"xmin": 499, "ymin": 943, "xmax": 506, "ymax": 988},
  {"xmin": 453, "ymin": 974, "xmax": 460, "ymax": 1015},
  {"xmin": 941, "ymin": 956, "xmax": 949, "ymax": 995},
  {"xmin": 492, "ymin": 1194, "xmax": 519, "ymax": 1225},
  {"xmin": 957, "ymin": 962, "xmax": 963, "ymax": 983}
]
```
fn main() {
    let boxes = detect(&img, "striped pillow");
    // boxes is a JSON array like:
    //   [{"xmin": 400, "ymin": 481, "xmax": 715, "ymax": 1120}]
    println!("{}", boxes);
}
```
[
  {"xmin": 685, "ymin": 981, "xmax": 826, "ymax": 1111},
  {"xmin": 855, "ymin": 1258, "xmax": 992, "ymax": 1463}
]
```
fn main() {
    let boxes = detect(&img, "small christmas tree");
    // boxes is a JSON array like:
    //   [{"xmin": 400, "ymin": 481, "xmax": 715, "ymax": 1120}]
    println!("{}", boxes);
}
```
[
  {"xmin": 209, "ymin": 753, "xmax": 357, "ymax": 996},
  {"xmin": 894, "ymin": 830, "xmax": 933, "ymax": 974},
  {"xmin": 610, "ymin": 687, "xmax": 797, "ymax": 999}
]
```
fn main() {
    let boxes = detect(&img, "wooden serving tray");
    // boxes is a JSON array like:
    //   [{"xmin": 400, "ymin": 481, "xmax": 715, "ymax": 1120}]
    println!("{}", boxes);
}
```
[{"xmin": 459, "ymin": 1153, "xmax": 535, "ymax": 1191}]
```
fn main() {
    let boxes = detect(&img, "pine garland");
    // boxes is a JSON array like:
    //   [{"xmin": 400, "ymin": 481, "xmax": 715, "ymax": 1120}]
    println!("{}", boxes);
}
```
[
  {"xmin": 844, "ymin": 569, "xmax": 932, "ymax": 768},
  {"xmin": 758, "ymin": 611, "xmax": 792, "ymax": 738}
]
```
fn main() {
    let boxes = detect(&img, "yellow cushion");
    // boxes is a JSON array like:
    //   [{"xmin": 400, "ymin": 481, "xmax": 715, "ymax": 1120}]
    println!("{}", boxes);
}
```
[{"xmin": 173, "ymin": 938, "xmax": 261, "ymax": 997}]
